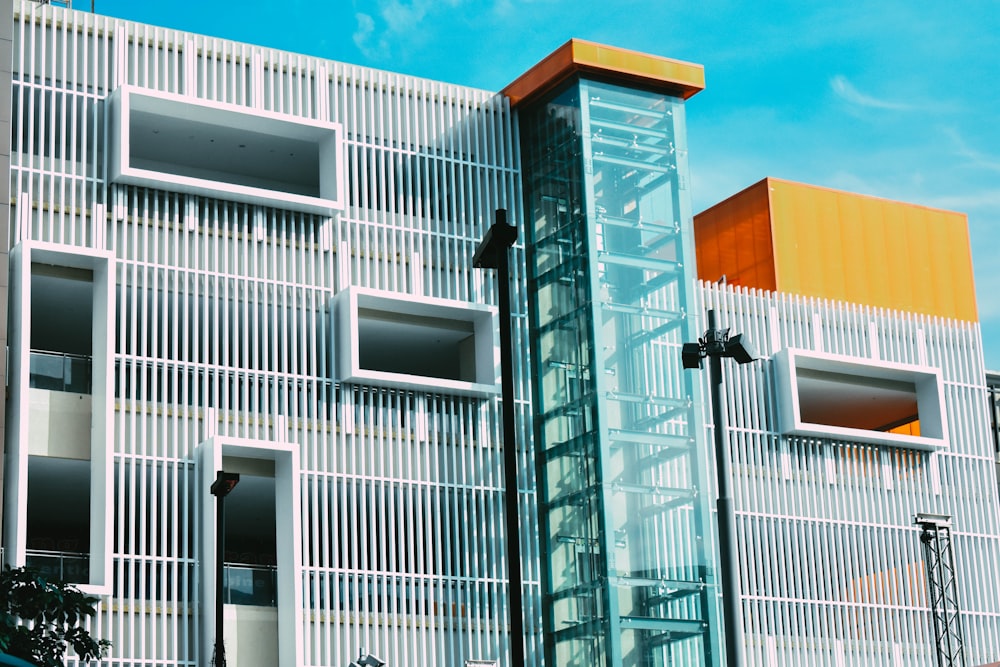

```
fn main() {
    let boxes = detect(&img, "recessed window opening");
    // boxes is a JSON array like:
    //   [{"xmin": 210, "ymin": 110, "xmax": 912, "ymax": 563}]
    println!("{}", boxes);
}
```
[
  {"xmin": 26, "ymin": 456, "xmax": 90, "ymax": 583},
  {"xmin": 332, "ymin": 287, "xmax": 498, "ymax": 396},
  {"xmin": 357, "ymin": 307, "xmax": 476, "ymax": 382},
  {"xmin": 130, "ymin": 112, "xmax": 322, "ymax": 197},
  {"xmin": 796, "ymin": 368, "xmax": 919, "ymax": 432},
  {"xmin": 110, "ymin": 86, "xmax": 344, "ymax": 215},
  {"xmin": 30, "ymin": 264, "xmax": 94, "ymax": 393},
  {"xmin": 223, "ymin": 471, "xmax": 278, "ymax": 607},
  {"xmin": 774, "ymin": 348, "xmax": 946, "ymax": 450}
]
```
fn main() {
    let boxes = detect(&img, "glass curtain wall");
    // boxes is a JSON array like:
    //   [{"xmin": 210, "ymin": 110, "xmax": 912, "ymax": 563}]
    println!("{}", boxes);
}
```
[{"xmin": 520, "ymin": 77, "xmax": 720, "ymax": 667}]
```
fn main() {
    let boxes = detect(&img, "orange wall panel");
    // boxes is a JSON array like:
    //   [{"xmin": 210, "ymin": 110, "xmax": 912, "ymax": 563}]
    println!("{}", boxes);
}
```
[
  {"xmin": 755, "ymin": 179, "xmax": 978, "ymax": 321},
  {"xmin": 694, "ymin": 179, "xmax": 776, "ymax": 290}
]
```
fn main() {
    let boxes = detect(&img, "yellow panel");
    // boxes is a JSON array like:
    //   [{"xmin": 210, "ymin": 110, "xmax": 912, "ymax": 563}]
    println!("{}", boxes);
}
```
[
  {"xmin": 767, "ymin": 179, "xmax": 977, "ymax": 321},
  {"xmin": 889, "ymin": 420, "xmax": 920, "ymax": 437},
  {"xmin": 503, "ymin": 39, "xmax": 704, "ymax": 108}
]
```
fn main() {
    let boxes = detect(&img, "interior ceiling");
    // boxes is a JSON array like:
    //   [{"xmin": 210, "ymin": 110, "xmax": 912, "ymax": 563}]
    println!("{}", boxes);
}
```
[
  {"xmin": 797, "ymin": 374, "xmax": 919, "ymax": 431},
  {"xmin": 130, "ymin": 110, "xmax": 320, "ymax": 189}
]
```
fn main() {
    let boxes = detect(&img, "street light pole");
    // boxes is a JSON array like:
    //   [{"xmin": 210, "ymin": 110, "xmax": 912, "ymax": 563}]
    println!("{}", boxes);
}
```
[
  {"xmin": 210, "ymin": 471, "xmax": 240, "ymax": 667},
  {"xmin": 473, "ymin": 209, "xmax": 524, "ymax": 667},
  {"xmin": 683, "ymin": 309, "xmax": 755, "ymax": 667}
]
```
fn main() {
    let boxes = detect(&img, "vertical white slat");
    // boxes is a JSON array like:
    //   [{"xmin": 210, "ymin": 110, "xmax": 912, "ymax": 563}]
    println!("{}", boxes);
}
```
[
  {"xmin": 252, "ymin": 50, "xmax": 264, "ymax": 109},
  {"xmin": 184, "ymin": 38, "xmax": 196, "ymax": 96},
  {"xmin": 114, "ymin": 24, "xmax": 127, "ymax": 88},
  {"xmin": 916, "ymin": 327, "xmax": 928, "ymax": 366},
  {"xmin": 18, "ymin": 191, "xmax": 29, "ymax": 240},
  {"xmin": 869, "ymin": 320, "xmax": 881, "ymax": 360}
]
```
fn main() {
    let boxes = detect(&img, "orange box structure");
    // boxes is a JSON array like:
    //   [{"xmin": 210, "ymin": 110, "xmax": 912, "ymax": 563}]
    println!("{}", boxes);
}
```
[
  {"xmin": 694, "ymin": 177, "xmax": 979, "ymax": 321},
  {"xmin": 502, "ymin": 38, "xmax": 704, "ymax": 108}
]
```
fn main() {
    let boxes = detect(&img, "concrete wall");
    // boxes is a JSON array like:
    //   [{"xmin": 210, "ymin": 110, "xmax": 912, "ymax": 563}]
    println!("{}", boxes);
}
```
[
  {"xmin": 27, "ymin": 390, "xmax": 91, "ymax": 459},
  {"xmin": 226, "ymin": 606, "xmax": 279, "ymax": 667}
]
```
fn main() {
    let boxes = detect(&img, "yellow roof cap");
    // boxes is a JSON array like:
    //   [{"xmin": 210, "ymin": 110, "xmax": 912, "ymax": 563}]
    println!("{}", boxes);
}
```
[{"xmin": 503, "ymin": 38, "xmax": 704, "ymax": 108}]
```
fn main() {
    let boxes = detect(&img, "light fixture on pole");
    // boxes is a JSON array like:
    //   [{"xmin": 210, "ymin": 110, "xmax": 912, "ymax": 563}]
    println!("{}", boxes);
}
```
[
  {"xmin": 683, "ymin": 309, "xmax": 756, "ymax": 667},
  {"xmin": 210, "ymin": 470, "xmax": 239, "ymax": 667},
  {"xmin": 350, "ymin": 648, "xmax": 386, "ymax": 667},
  {"xmin": 473, "ymin": 208, "xmax": 525, "ymax": 667}
]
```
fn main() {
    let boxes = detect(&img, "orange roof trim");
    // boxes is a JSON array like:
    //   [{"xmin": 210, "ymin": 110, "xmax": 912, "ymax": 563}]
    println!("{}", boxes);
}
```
[{"xmin": 503, "ymin": 39, "xmax": 704, "ymax": 108}]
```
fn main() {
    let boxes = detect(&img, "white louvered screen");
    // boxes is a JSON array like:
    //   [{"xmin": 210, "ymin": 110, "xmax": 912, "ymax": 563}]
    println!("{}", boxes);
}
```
[{"xmin": 9, "ymin": 3, "xmax": 541, "ymax": 665}]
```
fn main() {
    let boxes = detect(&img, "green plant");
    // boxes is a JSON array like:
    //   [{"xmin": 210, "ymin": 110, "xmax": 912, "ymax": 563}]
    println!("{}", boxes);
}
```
[{"xmin": 0, "ymin": 566, "xmax": 110, "ymax": 666}]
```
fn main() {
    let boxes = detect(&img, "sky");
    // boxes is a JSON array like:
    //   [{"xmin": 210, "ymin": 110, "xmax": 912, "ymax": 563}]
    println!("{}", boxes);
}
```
[{"xmin": 94, "ymin": 0, "xmax": 1000, "ymax": 367}]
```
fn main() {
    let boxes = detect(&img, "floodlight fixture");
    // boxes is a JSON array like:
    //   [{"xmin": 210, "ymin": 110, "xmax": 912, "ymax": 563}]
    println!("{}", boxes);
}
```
[
  {"xmin": 725, "ymin": 333, "xmax": 756, "ymax": 365},
  {"xmin": 352, "ymin": 649, "xmax": 385, "ymax": 667},
  {"xmin": 681, "ymin": 324, "xmax": 756, "ymax": 371},
  {"xmin": 210, "ymin": 471, "xmax": 240, "ymax": 497},
  {"xmin": 914, "ymin": 513, "xmax": 951, "ymax": 529},
  {"xmin": 682, "ymin": 342, "xmax": 703, "ymax": 369},
  {"xmin": 472, "ymin": 209, "xmax": 517, "ymax": 270}
]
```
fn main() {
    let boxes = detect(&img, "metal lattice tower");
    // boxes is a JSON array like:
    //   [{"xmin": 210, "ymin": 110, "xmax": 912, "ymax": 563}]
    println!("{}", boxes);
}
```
[{"xmin": 916, "ymin": 513, "xmax": 967, "ymax": 667}]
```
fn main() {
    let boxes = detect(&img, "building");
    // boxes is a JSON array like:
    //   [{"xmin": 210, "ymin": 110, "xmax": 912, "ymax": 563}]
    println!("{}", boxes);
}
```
[
  {"xmin": 1, "ymin": 2, "xmax": 999, "ymax": 667},
  {"xmin": 2, "ymin": 2, "xmax": 538, "ymax": 665},
  {"xmin": 694, "ymin": 179, "xmax": 1000, "ymax": 664}
]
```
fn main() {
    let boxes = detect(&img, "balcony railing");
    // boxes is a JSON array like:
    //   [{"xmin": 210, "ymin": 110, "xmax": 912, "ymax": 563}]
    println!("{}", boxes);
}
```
[
  {"xmin": 224, "ymin": 563, "xmax": 278, "ymax": 607},
  {"xmin": 30, "ymin": 350, "xmax": 92, "ymax": 393},
  {"xmin": 26, "ymin": 549, "xmax": 90, "ymax": 584}
]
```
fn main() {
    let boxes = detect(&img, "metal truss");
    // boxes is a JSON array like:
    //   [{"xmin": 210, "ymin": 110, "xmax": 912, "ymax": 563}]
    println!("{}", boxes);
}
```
[{"xmin": 916, "ymin": 513, "xmax": 966, "ymax": 667}]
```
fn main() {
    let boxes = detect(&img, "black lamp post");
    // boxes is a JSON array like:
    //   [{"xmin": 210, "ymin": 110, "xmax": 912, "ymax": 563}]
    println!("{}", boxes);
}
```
[
  {"xmin": 210, "ymin": 470, "xmax": 240, "ymax": 667},
  {"xmin": 682, "ymin": 309, "xmax": 756, "ymax": 667},
  {"xmin": 473, "ymin": 208, "xmax": 524, "ymax": 667}
]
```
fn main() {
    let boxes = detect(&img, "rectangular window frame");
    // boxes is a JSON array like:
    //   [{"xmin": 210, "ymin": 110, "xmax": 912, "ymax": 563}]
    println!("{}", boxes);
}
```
[
  {"xmin": 773, "ymin": 347, "xmax": 948, "ymax": 451},
  {"xmin": 108, "ymin": 85, "xmax": 344, "ymax": 215},
  {"xmin": 3, "ymin": 241, "xmax": 115, "ymax": 594},
  {"xmin": 331, "ymin": 286, "xmax": 499, "ymax": 397}
]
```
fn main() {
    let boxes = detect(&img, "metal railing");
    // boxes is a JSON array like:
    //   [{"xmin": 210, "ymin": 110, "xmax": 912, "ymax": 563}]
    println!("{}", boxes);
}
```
[
  {"xmin": 223, "ymin": 563, "xmax": 278, "ymax": 607},
  {"xmin": 25, "ymin": 549, "xmax": 90, "ymax": 584},
  {"xmin": 29, "ymin": 350, "xmax": 92, "ymax": 393}
]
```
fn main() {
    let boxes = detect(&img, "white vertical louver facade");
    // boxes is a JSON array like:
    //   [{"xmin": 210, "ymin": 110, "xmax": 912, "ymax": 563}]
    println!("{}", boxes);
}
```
[
  {"xmin": 6, "ymin": 3, "xmax": 1000, "ymax": 667},
  {"xmin": 700, "ymin": 282, "xmax": 1000, "ymax": 666},
  {"xmin": 4, "ymin": 2, "xmax": 542, "ymax": 665}
]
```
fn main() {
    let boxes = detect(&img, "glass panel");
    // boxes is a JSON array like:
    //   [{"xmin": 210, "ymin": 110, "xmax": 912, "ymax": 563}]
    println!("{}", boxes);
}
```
[
  {"xmin": 29, "ymin": 350, "xmax": 92, "ymax": 393},
  {"xmin": 224, "ymin": 564, "xmax": 278, "ymax": 606},
  {"xmin": 26, "ymin": 550, "xmax": 90, "ymax": 584},
  {"xmin": 522, "ymin": 76, "xmax": 718, "ymax": 666}
]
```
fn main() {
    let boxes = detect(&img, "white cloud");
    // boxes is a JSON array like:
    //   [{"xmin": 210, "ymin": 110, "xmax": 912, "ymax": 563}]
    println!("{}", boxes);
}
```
[
  {"xmin": 830, "ymin": 75, "xmax": 911, "ymax": 111},
  {"xmin": 351, "ymin": 0, "xmax": 470, "ymax": 63},
  {"xmin": 353, "ymin": 12, "xmax": 381, "ymax": 59},
  {"xmin": 945, "ymin": 127, "xmax": 1000, "ymax": 173}
]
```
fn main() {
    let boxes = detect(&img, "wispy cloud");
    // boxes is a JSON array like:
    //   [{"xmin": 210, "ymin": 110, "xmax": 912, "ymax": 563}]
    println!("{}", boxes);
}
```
[
  {"xmin": 352, "ymin": 12, "xmax": 380, "ymax": 60},
  {"xmin": 945, "ymin": 127, "xmax": 1000, "ymax": 173},
  {"xmin": 352, "ymin": 0, "xmax": 467, "ymax": 63},
  {"xmin": 830, "ymin": 75, "xmax": 911, "ymax": 111}
]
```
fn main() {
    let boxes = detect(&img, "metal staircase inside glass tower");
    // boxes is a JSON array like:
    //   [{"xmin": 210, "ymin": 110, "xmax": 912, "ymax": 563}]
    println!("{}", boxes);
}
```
[{"xmin": 522, "ymin": 77, "xmax": 720, "ymax": 667}]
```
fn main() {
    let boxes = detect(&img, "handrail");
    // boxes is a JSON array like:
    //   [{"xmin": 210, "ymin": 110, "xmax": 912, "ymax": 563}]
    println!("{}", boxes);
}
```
[
  {"xmin": 25, "ymin": 548, "xmax": 90, "ymax": 584},
  {"xmin": 223, "ymin": 563, "xmax": 278, "ymax": 607},
  {"xmin": 29, "ymin": 349, "xmax": 92, "ymax": 393}
]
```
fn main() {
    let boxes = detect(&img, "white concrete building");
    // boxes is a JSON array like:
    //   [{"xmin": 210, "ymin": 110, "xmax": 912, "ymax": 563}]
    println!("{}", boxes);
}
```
[{"xmin": 3, "ymin": 3, "xmax": 1000, "ymax": 667}]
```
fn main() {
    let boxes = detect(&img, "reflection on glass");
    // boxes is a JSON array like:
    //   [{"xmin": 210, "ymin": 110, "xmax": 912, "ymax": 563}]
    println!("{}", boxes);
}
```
[
  {"xmin": 522, "ymin": 77, "xmax": 716, "ymax": 666},
  {"xmin": 29, "ymin": 350, "xmax": 92, "ymax": 393},
  {"xmin": 26, "ymin": 550, "xmax": 90, "ymax": 584},
  {"xmin": 224, "ymin": 564, "xmax": 278, "ymax": 606}
]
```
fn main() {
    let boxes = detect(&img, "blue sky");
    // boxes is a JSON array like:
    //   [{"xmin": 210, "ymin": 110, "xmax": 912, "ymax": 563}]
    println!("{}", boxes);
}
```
[{"xmin": 96, "ymin": 0, "xmax": 1000, "ymax": 367}]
